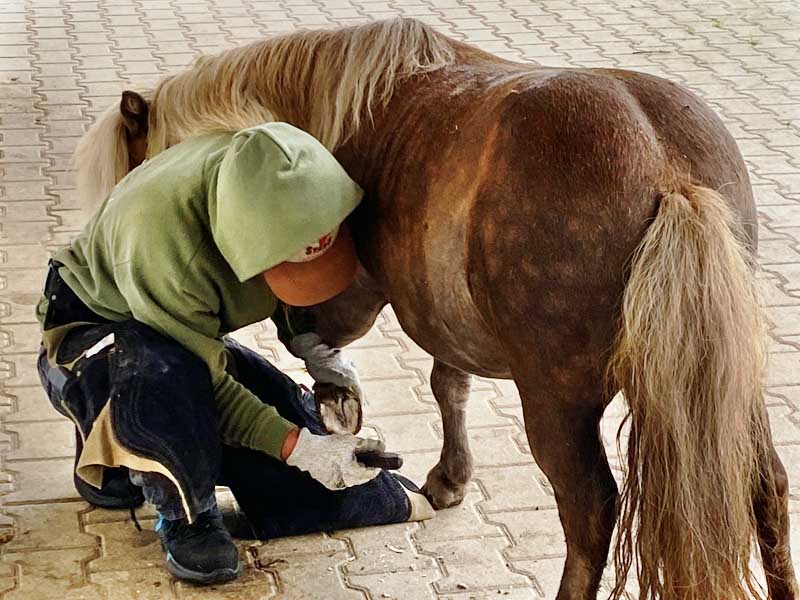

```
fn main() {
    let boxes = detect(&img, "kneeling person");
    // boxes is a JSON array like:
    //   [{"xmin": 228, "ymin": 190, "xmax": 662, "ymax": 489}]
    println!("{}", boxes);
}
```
[{"xmin": 36, "ymin": 122, "xmax": 433, "ymax": 585}]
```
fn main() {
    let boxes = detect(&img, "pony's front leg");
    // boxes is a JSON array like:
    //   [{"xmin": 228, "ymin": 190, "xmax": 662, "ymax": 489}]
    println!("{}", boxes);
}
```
[
  {"xmin": 272, "ymin": 268, "xmax": 388, "ymax": 434},
  {"xmin": 422, "ymin": 359, "xmax": 473, "ymax": 509}
]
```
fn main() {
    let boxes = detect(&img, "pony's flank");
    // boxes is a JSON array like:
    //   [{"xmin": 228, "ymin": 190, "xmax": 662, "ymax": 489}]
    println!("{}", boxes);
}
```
[{"xmin": 147, "ymin": 18, "xmax": 455, "ymax": 156}]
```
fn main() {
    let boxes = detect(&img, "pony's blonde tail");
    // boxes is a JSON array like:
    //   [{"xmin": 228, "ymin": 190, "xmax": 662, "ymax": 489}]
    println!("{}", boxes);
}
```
[{"xmin": 609, "ymin": 184, "xmax": 773, "ymax": 599}]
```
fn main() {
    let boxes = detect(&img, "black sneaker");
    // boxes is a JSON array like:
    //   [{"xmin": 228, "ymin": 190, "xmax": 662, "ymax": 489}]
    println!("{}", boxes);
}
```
[{"xmin": 155, "ymin": 507, "xmax": 241, "ymax": 585}]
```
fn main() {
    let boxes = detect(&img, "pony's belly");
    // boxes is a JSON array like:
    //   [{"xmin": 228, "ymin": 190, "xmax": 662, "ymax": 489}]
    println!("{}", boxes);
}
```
[
  {"xmin": 388, "ymin": 293, "xmax": 512, "ymax": 379},
  {"xmin": 367, "ymin": 204, "xmax": 512, "ymax": 376}
]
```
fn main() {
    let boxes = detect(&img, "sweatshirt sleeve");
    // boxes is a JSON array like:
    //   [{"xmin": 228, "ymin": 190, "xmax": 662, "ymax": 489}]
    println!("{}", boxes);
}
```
[{"xmin": 114, "ymin": 261, "xmax": 296, "ymax": 459}]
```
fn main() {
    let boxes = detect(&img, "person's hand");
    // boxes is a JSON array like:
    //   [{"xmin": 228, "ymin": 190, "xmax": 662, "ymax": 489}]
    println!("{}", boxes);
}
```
[
  {"xmin": 289, "ymin": 333, "xmax": 363, "ymax": 396},
  {"xmin": 290, "ymin": 333, "xmax": 363, "ymax": 433},
  {"xmin": 285, "ymin": 428, "xmax": 383, "ymax": 490}
]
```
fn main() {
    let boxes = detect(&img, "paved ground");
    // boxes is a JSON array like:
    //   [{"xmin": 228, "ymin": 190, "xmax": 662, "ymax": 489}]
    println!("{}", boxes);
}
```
[{"xmin": 1, "ymin": 0, "xmax": 799, "ymax": 598}]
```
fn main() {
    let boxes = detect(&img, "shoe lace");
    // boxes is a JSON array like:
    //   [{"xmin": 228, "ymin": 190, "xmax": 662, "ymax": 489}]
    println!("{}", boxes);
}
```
[
  {"xmin": 130, "ymin": 506, "xmax": 142, "ymax": 532},
  {"xmin": 170, "ymin": 510, "xmax": 222, "ymax": 542}
]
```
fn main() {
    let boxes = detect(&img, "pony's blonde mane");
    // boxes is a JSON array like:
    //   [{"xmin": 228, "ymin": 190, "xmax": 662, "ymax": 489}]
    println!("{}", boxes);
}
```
[
  {"xmin": 76, "ymin": 18, "xmax": 454, "ymax": 208},
  {"xmin": 148, "ymin": 18, "xmax": 454, "ymax": 157}
]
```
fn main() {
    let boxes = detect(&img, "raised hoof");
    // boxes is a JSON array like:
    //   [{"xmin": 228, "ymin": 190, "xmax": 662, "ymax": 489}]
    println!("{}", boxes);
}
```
[
  {"xmin": 314, "ymin": 383, "xmax": 362, "ymax": 434},
  {"xmin": 422, "ymin": 466, "xmax": 467, "ymax": 509}
]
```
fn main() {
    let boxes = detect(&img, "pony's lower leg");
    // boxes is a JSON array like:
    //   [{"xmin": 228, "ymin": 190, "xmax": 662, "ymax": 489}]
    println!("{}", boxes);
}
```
[
  {"xmin": 754, "ymin": 440, "xmax": 797, "ymax": 600},
  {"xmin": 517, "ymin": 375, "xmax": 617, "ymax": 600},
  {"xmin": 422, "ymin": 360, "xmax": 472, "ymax": 509}
]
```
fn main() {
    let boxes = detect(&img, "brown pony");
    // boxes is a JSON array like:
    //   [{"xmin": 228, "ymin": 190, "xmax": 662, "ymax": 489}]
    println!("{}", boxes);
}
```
[{"xmin": 74, "ymin": 18, "xmax": 796, "ymax": 600}]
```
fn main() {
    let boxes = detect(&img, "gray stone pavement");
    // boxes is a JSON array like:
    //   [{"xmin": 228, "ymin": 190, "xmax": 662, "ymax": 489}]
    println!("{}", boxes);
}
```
[{"xmin": 1, "ymin": 0, "xmax": 799, "ymax": 597}]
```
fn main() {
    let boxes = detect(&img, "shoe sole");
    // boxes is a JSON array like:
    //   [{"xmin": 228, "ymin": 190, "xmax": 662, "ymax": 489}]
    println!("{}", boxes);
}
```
[
  {"xmin": 165, "ymin": 551, "xmax": 241, "ymax": 585},
  {"xmin": 74, "ymin": 476, "xmax": 145, "ymax": 509}
]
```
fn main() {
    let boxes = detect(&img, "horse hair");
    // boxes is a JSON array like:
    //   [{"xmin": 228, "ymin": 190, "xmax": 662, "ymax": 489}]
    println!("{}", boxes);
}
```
[
  {"xmin": 608, "ymin": 185, "xmax": 773, "ymax": 599},
  {"xmin": 74, "ymin": 18, "xmax": 454, "ymax": 209}
]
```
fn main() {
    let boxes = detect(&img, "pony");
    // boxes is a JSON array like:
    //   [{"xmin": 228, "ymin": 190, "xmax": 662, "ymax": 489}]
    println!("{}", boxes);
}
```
[{"xmin": 74, "ymin": 18, "xmax": 797, "ymax": 600}]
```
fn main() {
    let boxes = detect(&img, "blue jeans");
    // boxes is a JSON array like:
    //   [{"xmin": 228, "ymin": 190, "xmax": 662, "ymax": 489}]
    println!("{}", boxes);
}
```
[
  {"xmin": 124, "ymin": 335, "xmax": 325, "ymax": 522},
  {"xmin": 116, "ymin": 336, "xmax": 413, "ymax": 535},
  {"xmin": 129, "ymin": 470, "xmax": 217, "ymax": 521}
]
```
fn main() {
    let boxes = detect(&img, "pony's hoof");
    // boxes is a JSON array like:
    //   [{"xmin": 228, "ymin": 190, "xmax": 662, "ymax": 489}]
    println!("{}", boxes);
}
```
[
  {"xmin": 314, "ymin": 383, "xmax": 362, "ymax": 434},
  {"xmin": 422, "ymin": 466, "xmax": 467, "ymax": 509}
]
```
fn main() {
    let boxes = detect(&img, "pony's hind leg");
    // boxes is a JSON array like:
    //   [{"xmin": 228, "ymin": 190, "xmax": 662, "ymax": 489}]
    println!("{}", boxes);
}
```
[
  {"xmin": 422, "ymin": 360, "xmax": 473, "ymax": 509},
  {"xmin": 515, "ymin": 368, "xmax": 617, "ymax": 600},
  {"xmin": 754, "ymin": 425, "xmax": 798, "ymax": 599}
]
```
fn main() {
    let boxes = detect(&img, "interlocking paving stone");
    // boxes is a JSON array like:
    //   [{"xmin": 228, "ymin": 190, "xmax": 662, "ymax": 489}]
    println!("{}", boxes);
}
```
[
  {"xmin": 1, "ymin": 458, "xmax": 80, "ymax": 504},
  {"xmin": 424, "ymin": 537, "xmax": 532, "ymax": 592},
  {"xmin": 1, "ymin": 547, "xmax": 103, "ymax": 600},
  {"xmin": 3, "ymin": 501, "xmax": 95, "ymax": 553},
  {"xmin": 1, "ymin": 0, "xmax": 799, "ymax": 597},
  {"xmin": 414, "ymin": 490, "xmax": 501, "ymax": 543},
  {"xmin": 338, "ymin": 522, "xmax": 436, "ymax": 575}
]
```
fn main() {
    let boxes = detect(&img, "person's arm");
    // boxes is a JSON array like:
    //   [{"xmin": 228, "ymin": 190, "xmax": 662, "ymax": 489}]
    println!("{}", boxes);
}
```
[{"xmin": 212, "ymin": 357, "xmax": 298, "ymax": 458}]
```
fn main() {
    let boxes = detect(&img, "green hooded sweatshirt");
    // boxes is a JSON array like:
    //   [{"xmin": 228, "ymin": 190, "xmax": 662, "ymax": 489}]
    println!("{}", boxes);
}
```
[{"xmin": 38, "ymin": 122, "xmax": 363, "ymax": 458}]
